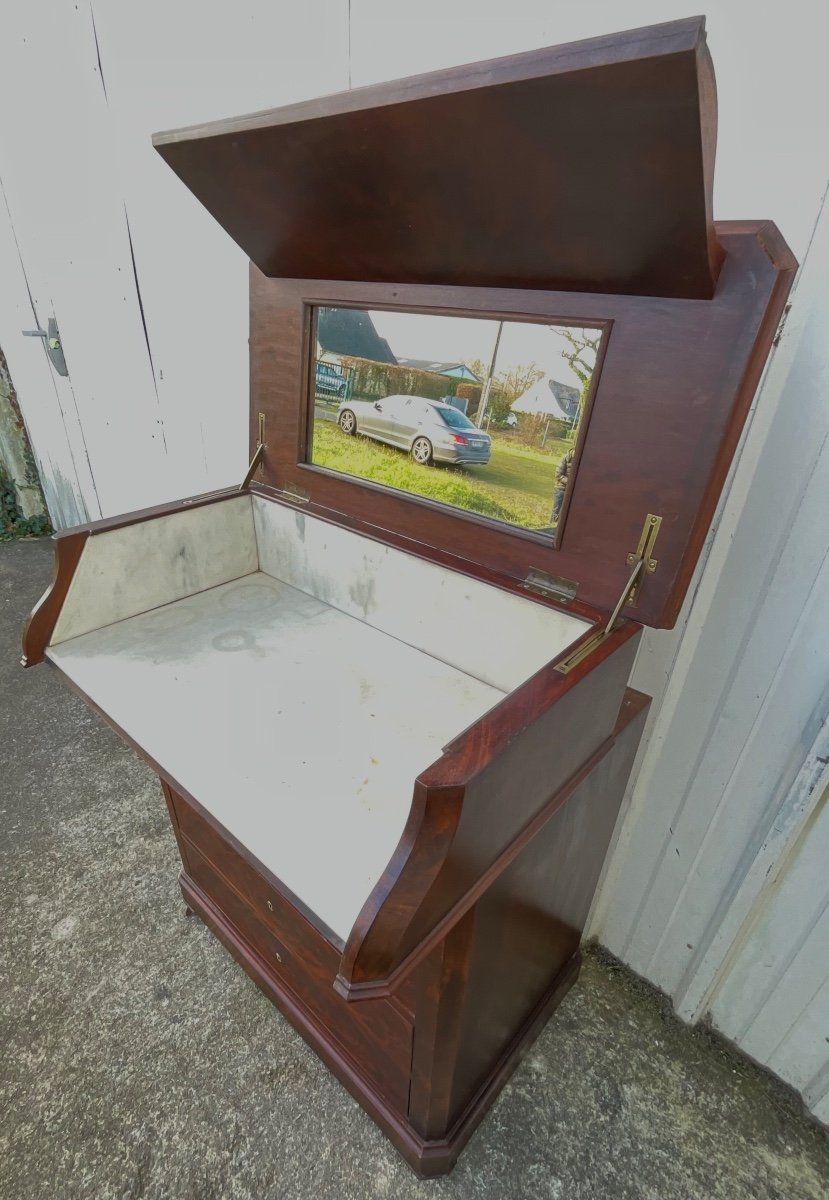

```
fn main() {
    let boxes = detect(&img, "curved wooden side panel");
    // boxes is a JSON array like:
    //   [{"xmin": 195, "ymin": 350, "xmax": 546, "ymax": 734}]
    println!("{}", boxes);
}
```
[
  {"xmin": 21, "ymin": 530, "xmax": 89, "ymax": 667},
  {"xmin": 20, "ymin": 488, "xmax": 250, "ymax": 668},
  {"xmin": 336, "ymin": 619, "xmax": 641, "ymax": 999},
  {"xmin": 407, "ymin": 686, "xmax": 651, "ymax": 1153}
]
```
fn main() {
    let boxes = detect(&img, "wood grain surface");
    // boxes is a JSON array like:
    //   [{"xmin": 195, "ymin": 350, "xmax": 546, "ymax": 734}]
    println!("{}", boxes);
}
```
[{"xmin": 154, "ymin": 17, "xmax": 721, "ymax": 299}]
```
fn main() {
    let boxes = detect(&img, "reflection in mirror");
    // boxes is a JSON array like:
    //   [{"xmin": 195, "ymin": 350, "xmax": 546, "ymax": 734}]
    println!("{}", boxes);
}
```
[{"xmin": 308, "ymin": 307, "xmax": 603, "ymax": 536}]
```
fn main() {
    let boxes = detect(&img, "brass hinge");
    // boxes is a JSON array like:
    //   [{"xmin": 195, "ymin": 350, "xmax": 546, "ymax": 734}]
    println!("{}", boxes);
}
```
[
  {"xmin": 239, "ymin": 413, "xmax": 266, "ymax": 491},
  {"xmin": 521, "ymin": 567, "xmax": 578, "ymax": 603},
  {"xmin": 555, "ymin": 512, "xmax": 662, "ymax": 674},
  {"xmin": 624, "ymin": 513, "xmax": 661, "ymax": 606}
]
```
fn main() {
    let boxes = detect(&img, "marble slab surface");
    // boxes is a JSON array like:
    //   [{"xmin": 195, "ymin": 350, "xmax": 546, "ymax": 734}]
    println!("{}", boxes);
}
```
[{"xmin": 49, "ymin": 573, "xmax": 505, "ymax": 942}]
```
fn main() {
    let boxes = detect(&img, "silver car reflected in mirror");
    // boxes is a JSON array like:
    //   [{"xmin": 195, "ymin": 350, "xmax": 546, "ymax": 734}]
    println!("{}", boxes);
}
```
[{"xmin": 336, "ymin": 394, "xmax": 492, "ymax": 466}]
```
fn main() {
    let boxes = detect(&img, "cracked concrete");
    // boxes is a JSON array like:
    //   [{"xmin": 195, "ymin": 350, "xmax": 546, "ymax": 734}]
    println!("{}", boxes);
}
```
[{"xmin": 2, "ymin": 536, "xmax": 829, "ymax": 1200}]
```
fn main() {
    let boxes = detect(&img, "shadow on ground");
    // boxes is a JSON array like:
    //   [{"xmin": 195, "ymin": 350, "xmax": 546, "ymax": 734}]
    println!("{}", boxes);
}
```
[{"xmin": 2, "ymin": 538, "xmax": 828, "ymax": 1200}]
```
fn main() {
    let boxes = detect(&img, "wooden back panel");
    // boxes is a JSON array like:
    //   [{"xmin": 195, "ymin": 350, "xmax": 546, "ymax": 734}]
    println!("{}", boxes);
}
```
[{"xmin": 249, "ymin": 223, "xmax": 795, "ymax": 628}]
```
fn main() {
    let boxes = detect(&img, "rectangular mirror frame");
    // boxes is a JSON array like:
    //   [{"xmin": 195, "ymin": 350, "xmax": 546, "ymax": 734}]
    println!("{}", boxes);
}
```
[{"xmin": 304, "ymin": 303, "xmax": 609, "ymax": 550}]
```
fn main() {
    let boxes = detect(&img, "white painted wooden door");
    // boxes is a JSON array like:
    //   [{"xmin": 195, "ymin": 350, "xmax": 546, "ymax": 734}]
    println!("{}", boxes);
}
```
[
  {"xmin": 0, "ymin": 3, "xmax": 170, "ymax": 523},
  {"xmin": 0, "ymin": 1, "xmax": 349, "ymax": 526},
  {"xmin": 0, "ymin": 175, "xmax": 94, "ymax": 528}
]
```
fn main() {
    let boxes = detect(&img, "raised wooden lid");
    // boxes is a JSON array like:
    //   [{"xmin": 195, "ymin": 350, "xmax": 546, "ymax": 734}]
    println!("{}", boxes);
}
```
[{"xmin": 154, "ymin": 16, "xmax": 722, "ymax": 299}]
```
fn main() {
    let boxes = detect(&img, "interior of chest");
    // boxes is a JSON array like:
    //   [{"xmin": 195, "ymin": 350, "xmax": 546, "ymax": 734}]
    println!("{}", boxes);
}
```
[{"xmin": 45, "ymin": 492, "xmax": 590, "ymax": 942}]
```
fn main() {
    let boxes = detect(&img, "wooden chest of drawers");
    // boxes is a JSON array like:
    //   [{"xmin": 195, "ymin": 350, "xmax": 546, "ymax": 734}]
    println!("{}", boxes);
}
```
[{"xmin": 139, "ymin": 686, "xmax": 650, "ymax": 1173}]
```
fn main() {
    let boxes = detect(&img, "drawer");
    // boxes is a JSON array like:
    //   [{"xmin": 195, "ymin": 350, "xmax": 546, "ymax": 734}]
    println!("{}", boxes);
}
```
[
  {"xmin": 171, "ymin": 793, "xmax": 413, "ymax": 1111},
  {"xmin": 171, "ymin": 786, "xmax": 344, "ymax": 962},
  {"xmin": 177, "ymin": 791, "xmax": 415, "ymax": 1020}
]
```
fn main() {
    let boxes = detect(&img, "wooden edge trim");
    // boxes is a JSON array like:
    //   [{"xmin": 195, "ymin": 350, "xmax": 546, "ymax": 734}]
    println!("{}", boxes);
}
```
[
  {"xmin": 21, "ymin": 530, "xmax": 88, "ymax": 667},
  {"xmin": 334, "ymin": 732, "xmax": 615, "ymax": 1002},
  {"xmin": 72, "ymin": 485, "xmax": 248, "ymax": 538},
  {"xmin": 428, "ymin": 618, "xmax": 638, "ymax": 781},
  {"xmin": 661, "ymin": 219, "xmax": 797, "ymax": 626},
  {"xmin": 159, "ymin": 780, "xmax": 195, "ymax": 875},
  {"xmin": 714, "ymin": 219, "xmax": 799, "ymax": 273},
  {"xmin": 153, "ymin": 17, "xmax": 705, "ymax": 146},
  {"xmin": 695, "ymin": 32, "xmax": 724, "ymax": 286},
  {"xmin": 335, "ymin": 779, "xmax": 465, "ymax": 997}
]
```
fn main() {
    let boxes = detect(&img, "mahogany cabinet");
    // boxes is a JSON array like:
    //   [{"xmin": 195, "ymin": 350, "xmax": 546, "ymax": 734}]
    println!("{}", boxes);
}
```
[{"xmin": 23, "ymin": 17, "xmax": 795, "ymax": 1176}]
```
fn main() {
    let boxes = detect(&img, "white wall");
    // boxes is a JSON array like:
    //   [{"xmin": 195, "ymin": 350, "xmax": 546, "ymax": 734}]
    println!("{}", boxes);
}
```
[
  {"xmin": 0, "ymin": 1, "xmax": 349, "ymax": 521},
  {"xmin": 707, "ymin": 735, "xmax": 829, "ymax": 1125},
  {"xmin": 1, "ymin": 0, "xmax": 828, "ymax": 1119}
]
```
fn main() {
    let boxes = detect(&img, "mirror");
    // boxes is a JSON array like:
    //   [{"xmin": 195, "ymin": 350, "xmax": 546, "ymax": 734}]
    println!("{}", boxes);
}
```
[{"xmin": 307, "ymin": 306, "xmax": 604, "ymax": 536}]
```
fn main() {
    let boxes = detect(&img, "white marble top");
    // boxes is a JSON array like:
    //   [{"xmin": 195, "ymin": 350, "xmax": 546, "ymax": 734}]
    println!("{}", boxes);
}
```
[{"xmin": 49, "ymin": 573, "xmax": 505, "ymax": 942}]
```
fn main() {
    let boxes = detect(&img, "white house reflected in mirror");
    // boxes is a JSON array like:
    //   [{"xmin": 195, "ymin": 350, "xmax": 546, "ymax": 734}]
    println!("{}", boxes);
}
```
[{"xmin": 308, "ymin": 307, "xmax": 604, "ymax": 535}]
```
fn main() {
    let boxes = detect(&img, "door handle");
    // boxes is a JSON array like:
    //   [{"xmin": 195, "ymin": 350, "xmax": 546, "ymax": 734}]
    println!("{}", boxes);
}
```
[{"xmin": 22, "ymin": 317, "xmax": 69, "ymax": 376}]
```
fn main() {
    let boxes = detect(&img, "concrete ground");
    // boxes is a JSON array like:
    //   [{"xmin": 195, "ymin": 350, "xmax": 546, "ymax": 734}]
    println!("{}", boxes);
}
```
[{"xmin": 2, "ymin": 537, "xmax": 829, "ymax": 1200}]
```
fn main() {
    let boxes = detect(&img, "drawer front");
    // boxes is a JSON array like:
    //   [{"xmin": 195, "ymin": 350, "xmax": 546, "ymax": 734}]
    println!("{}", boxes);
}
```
[
  {"xmin": 186, "ymin": 845, "xmax": 412, "ymax": 1110},
  {"xmin": 173, "ymin": 790, "xmax": 338, "ymax": 952},
  {"xmin": 170, "ymin": 792, "xmax": 412, "ymax": 1110}
]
